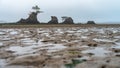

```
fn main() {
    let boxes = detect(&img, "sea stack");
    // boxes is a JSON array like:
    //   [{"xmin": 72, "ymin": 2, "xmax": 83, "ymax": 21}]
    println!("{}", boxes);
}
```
[
  {"xmin": 48, "ymin": 16, "xmax": 58, "ymax": 24},
  {"xmin": 17, "ymin": 5, "xmax": 42, "ymax": 24},
  {"xmin": 87, "ymin": 21, "xmax": 96, "ymax": 24},
  {"xmin": 62, "ymin": 17, "xmax": 74, "ymax": 24}
]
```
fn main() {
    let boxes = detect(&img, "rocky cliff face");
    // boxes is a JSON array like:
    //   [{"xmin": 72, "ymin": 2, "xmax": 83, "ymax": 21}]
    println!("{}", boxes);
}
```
[
  {"xmin": 17, "ymin": 12, "xmax": 40, "ymax": 24},
  {"xmin": 62, "ymin": 17, "xmax": 74, "ymax": 24},
  {"xmin": 48, "ymin": 16, "xmax": 58, "ymax": 24}
]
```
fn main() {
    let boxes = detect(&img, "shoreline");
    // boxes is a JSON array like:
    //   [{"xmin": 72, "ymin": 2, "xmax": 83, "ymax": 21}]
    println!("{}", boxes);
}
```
[{"xmin": 0, "ymin": 24, "xmax": 120, "ymax": 28}]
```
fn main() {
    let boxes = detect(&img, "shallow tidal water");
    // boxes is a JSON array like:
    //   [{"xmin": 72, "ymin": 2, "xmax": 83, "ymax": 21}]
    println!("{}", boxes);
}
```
[{"xmin": 0, "ymin": 27, "xmax": 120, "ymax": 68}]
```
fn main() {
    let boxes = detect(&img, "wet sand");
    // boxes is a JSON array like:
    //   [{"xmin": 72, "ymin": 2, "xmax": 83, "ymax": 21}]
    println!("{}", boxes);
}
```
[{"xmin": 0, "ymin": 26, "xmax": 120, "ymax": 68}]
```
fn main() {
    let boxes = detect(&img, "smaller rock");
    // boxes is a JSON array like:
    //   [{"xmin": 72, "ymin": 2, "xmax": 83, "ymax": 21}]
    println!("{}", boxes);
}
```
[
  {"xmin": 62, "ymin": 17, "xmax": 74, "ymax": 24},
  {"xmin": 87, "ymin": 21, "xmax": 96, "ymax": 24},
  {"xmin": 48, "ymin": 16, "xmax": 58, "ymax": 24}
]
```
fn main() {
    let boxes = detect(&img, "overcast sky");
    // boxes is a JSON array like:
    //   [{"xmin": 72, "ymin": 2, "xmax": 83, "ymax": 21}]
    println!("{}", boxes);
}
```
[{"xmin": 0, "ymin": 0, "xmax": 120, "ymax": 23}]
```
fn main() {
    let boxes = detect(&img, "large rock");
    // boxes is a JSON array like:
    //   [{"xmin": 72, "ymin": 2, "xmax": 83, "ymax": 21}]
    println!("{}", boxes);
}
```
[
  {"xmin": 87, "ymin": 21, "xmax": 96, "ymax": 24},
  {"xmin": 17, "ymin": 12, "xmax": 40, "ymax": 24},
  {"xmin": 62, "ymin": 17, "xmax": 74, "ymax": 24},
  {"xmin": 48, "ymin": 16, "xmax": 58, "ymax": 24}
]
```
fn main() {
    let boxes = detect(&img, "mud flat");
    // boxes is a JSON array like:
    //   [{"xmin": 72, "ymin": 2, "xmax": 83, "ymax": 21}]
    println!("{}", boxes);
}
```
[
  {"xmin": 0, "ymin": 26, "xmax": 120, "ymax": 68},
  {"xmin": 0, "ymin": 24, "xmax": 120, "ymax": 28}
]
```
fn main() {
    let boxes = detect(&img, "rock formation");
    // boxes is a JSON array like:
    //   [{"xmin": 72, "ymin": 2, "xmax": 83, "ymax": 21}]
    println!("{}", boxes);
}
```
[
  {"xmin": 17, "ymin": 12, "xmax": 40, "ymax": 24},
  {"xmin": 87, "ymin": 21, "xmax": 96, "ymax": 24},
  {"xmin": 17, "ymin": 5, "xmax": 42, "ymax": 24},
  {"xmin": 62, "ymin": 17, "xmax": 74, "ymax": 24},
  {"xmin": 48, "ymin": 16, "xmax": 58, "ymax": 24}
]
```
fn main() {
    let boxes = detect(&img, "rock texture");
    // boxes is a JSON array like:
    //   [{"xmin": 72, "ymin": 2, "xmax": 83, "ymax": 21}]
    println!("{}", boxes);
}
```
[
  {"xmin": 87, "ymin": 21, "xmax": 96, "ymax": 24},
  {"xmin": 17, "ymin": 12, "xmax": 40, "ymax": 24},
  {"xmin": 62, "ymin": 17, "xmax": 74, "ymax": 24},
  {"xmin": 48, "ymin": 16, "xmax": 58, "ymax": 24}
]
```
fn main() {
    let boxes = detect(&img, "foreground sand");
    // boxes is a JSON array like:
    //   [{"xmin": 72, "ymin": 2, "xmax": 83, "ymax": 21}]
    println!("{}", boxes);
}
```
[{"xmin": 0, "ymin": 26, "xmax": 120, "ymax": 68}]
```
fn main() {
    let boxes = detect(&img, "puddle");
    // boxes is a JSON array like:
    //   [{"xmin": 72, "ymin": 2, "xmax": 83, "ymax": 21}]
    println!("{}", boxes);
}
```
[
  {"xmin": 111, "ymin": 42, "xmax": 120, "ymax": 49},
  {"xmin": 21, "ymin": 38, "xmax": 35, "ymax": 43},
  {"xmin": 66, "ymin": 31, "xmax": 75, "ymax": 33},
  {"xmin": 6, "ymin": 43, "xmax": 66, "ymax": 55},
  {"xmin": 9, "ymin": 31, "xmax": 18, "ymax": 35},
  {"xmin": 115, "ymin": 42, "xmax": 120, "ymax": 46},
  {"xmin": 20, "ymin": 38, "xmax": 38, "ymax": 45},
  {"xmin": 82, "ymin": 47, "xmax": 111, "ymax": 57},
  {"xmin": 114, "ymin": 36, "xmax": 120, "ymax": 39},
  {"xmin": 81, "ymin": 36, "xmax": 88, "ymax": 39},
  {"xmin": 93, "ymin": 38, "xmax": 117, "ymax": 42},
  {"xmin": 0, "ymin": 59, "xmax": 6, "ymax": 68},
  {"xmin": 6, "ymin": 45, "xmax": 39, "ymax": 55},
  {"xmin": 0, "ymin": 32, "xmax": 6, "ymax": 35},
  {"xmin": 38, "ymin": 44, "xmax": 67, "ymax": 52},
  {"xmin": 113, "ymin": 46, "xmax": 120, "ymax": 49},
  {"xmin": 1, "ymin": 37, "xmax": 12, "ymax": 41},
  {"xmin": 0, "ymin": 42, "xmax": 3, "ymax": 46}
]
